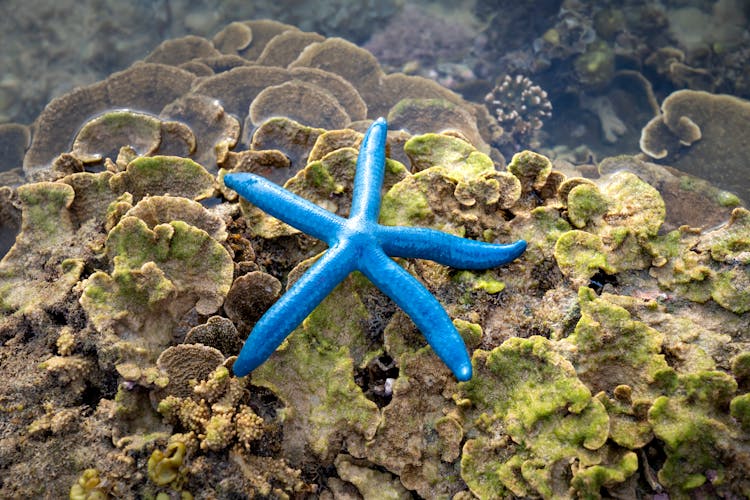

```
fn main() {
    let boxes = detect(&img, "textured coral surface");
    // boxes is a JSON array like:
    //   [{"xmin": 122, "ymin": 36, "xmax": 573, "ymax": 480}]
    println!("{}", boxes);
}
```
[{"xmin": 0, "ymin": 14, "xmax": 749, "ymax": 500}]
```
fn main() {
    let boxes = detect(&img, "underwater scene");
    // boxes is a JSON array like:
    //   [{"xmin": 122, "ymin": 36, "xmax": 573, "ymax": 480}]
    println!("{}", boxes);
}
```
[{"xmin": 1, "ymin": 0, "xmax": 749, "ymax": 498}]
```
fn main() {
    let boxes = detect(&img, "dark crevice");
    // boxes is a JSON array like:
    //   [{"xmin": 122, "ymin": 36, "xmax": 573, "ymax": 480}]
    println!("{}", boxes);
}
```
[
  {"xmin": 588, "ymin": 270, "xmax": 618, "ymax": 295},
  {"xmin": 355, "ymin": 354, "xmax": 399, "ymax": 408}
]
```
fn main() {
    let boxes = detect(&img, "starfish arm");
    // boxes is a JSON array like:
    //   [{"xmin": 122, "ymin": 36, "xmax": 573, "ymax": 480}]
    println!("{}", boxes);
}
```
[
  {"xmin": 359, "ymin": 248, "xmax": 473, "ymax": 381},
  {"xmin": 232, "ymin": 243, "xmax": 356, "ymax": 377},
  {"xmin": 378, "ymin": 225, "xmax": 527, "ymax": 270},
  {"xmin": 349, "ymin": 117, "xmax": 388, "ymax": 222},
  {"xmin": 223, "ymin": 172, "xmax": 345, "ymax": 244}
]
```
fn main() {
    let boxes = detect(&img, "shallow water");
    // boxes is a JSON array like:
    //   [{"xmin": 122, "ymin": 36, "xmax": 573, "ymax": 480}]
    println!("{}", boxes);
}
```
[{"xmin": 1, "ymin": 0, "xmax": 749, "ymax": 202}]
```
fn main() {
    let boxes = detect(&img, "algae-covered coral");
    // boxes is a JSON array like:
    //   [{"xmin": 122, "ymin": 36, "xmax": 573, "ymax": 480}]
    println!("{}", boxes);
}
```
[{"xmin": 0, "ymin": 15, "xmax": 749, "ymax": 500}]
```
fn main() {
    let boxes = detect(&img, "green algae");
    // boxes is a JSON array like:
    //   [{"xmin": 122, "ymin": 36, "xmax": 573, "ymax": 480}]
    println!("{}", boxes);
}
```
[
  {"xmin": 566, "ymin": 182, "xmax": 609, "ymax": 228},
  {"xmin": 404, "ymin": 133, "xmax": 492, "ymax": 177},
  {"xmin": 506, "ymin": 150, "xmax": 552, "ymax": 191},
  {"xmin": 381, "ymin": 132, "xmax": 520, "ymax": 236},
  {"xmin": 648, "ymin": 370, "xmax": 749, "ymax": 494},
  {"xmin": 700, "ymin": 207, "xmax": 750, "ymax": 265},
  {"xmin": 381, "ymin": 166, "xmax": 518, "ymax": 238},
  {"xmin": 556, "ymin": 172, "xmax": 666, "ymax": 282},
  {"xmin": 3, "ymin": 102, "xmax": 750, "ymax": 499},
  {"xmin": 0, "ymin": 182, "xmax": 85, "ymax": 314},
  {"xmin": 250, "ymin": 268, "xmax": 381, "ymax": 463},
  {"xmin": 16, "ymin": 182, "xmax": 75, "ymax": 240},
  {"xmin": 711, "ymin": 267, "xmax": 750, "ymax": 314},
  {"xmin": 554, "ymin": 230, "xmax": 613, "ymax": 283},
  {"xmin": 457, "ymin": 336, "xmax": 632, "ymax": 498},
  {"xmin": 453, "ymin": 270, "xmax": 505, "ymax": 294},
  {"xmin": 730, "ymin": 393, "xmax": 750, "ymax": 432},
  {"xmin": 69, "ymin": 468, "xmax": 107, "ymax": 500},
  {"xmin": 81, "ymin": 216, "xmax": 233, "ymax": 371},
  {"xmin": 564, "ymin": 287, "xmax": 669, "ymax": 398},
  {"xmin": 110, "ymin": 155, "xmax": 215, "ymax": 201}
]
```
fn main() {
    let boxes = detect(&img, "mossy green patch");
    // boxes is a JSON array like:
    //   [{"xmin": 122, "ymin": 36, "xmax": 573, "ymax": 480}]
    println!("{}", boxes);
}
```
[
  {"xmin": 647, "ymin": 228, "xmax": 714, "ymax": 303},
  {"xmin": 554, "ymin": 230, "xmax": 613, "ymax": 283},
  {"xmin": 711, "ymin": 267, "xmax": 750, "ymax": 314},
  {"xmin": 16, "ymin": 182, "xmax": 75, "ymax": 242},
  {"xmin": 0, "ymin": 182, "xmax": 85, "ymax": 314},
  {"xmin": 648, "ymin": 370, "xmax": 746, "ymax": 494},
  {"xmin": 564, "ymin": 287, "xmax": 669, "ymax": 398},
  {"xmin": 81, "ymin": 216, "xmax": 233, "ymax": 369},
  {"xmin": 507, "ymin": 150, "xmax": 552, "ymax": 191},
  {"xmin": 379, "ymin": 177, "xmax": 432, "ymax": 227},
  {"xmin": 453, "ymin": 270, "xmax": 505, "ymax": 294},
  {"xmin": 404, "ymin": 133, "xmax": 492, "ymax": 179},
  {"xmin": 700, "ymin": 207, "xmax": 750, "ymax": 265},
  {"xmin": 730, "ymin": 393, "xmax": 750, "ymax": 432},
  {"xmin": 110, "ymin": 155, "xmax": 214, "ymax": 201},
  {"xmin": 567, "ymin": 183, "xmax": 608, "ymax": 229},
  {"xmin": 601, "ymin": 171, "xmax": 665, "ymax": 238},
  {"xmin": 458, "ymin": 336, "xmax": 624, "ymax": 498},
  {"xmin": 251, "ymin": 270, "xmax": 380, "ymax": 463}
]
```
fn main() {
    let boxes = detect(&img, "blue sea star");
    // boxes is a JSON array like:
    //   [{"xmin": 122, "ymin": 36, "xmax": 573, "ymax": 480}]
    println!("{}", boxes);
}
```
[{"xmin": 223, "ymin": 118, "xmax": 526, "ymax": 381}]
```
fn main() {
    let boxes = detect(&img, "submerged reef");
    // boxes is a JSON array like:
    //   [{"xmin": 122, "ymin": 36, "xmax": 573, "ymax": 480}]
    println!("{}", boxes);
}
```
[{"xmin": 0, "ymin": 17, "xmax": 749, "ymax": 500}]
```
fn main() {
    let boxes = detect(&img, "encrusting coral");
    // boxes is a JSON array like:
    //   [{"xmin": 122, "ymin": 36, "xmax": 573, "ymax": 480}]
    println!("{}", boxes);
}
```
[{"xmin": 0, "ymin": 16, "xmax": 748, "ymax": 500}]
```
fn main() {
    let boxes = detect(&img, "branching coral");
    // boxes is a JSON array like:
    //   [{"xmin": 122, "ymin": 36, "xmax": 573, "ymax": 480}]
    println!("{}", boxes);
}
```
[{"xmin": 157, "ymin": 366, "xmax": 264, "ymax": 452}]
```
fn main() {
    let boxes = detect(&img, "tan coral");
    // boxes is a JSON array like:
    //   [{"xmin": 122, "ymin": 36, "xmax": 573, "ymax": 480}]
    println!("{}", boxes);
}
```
[
  {"xmin": 124, "ymin": 195, "xmax": 227, "ymax": 242},
  {"xmin": 71, "ymin": 111, "xmax": 163, "ymax": 164},
  {"xmin": 155, "ymin": 344, "xmax": 225, "ymax": 400},
  {"xmin": 247, "ymin": 117, "xmax": 325, "ymax": 172},
  {"xmin": 256, "ymin": 30, "xmax": 325, "ymax": 67},
  {"xmin": 24, "ymin": 63, "xmax": 196, "ymax": 175},
  {"xmin": 184, "ymin": 316, "xmax": 243, "ymax": 357},
  {"xmin": 388, "ymin": 98, "xmax": 487, "ymax": 151},
  {"xmin": 640, "ymin": 90, "xmax": 750, "ymax": 203},
  {"xmin": 212, "ymin": 21, "xmax": 254, "ymax": 54},
  {"xmin": 289, "ymin": 38, "xmax": 384, "ymax": 109},
  {"xmin": 144, "ymin": 35, "xmax": 221, "ymax": 66},
  {"xmin": 248, "ymin": 80, "xmax": 350, "ymax": 130},
  {"xmin": 190, "ymin": 65, "xmax": 291, "ymax": 121},
  {"xmin": 237, "ymin": 20, "xmax": 299, "ymax": 60},
  {"xmin": 109, "ymin": 156, "xmax": 215, "ymax": 202},
  {"xmin": 289, "ymin": 67, "xmax": 368, "ymax": 122},
  {"xmin": 223, "ymin": 271, "xmax": 282, "ymax": 331},
  {"xmin": 159, "ymin": 94, "xmax": 240, "ymax": 173}
]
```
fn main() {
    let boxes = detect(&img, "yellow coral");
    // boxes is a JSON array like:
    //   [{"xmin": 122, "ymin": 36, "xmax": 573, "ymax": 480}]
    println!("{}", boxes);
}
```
[
  {"xmin": 235, "ymin": 405, "xmax": 264, "ymax": 447},
  {"xmin": 148, "ymin": 442, "xmax": 186, "ymax": 486},
  {"xmin": 201, "ymin": 413, "xmax": 234, "ymax": 451},
  {"xmin": 69, "ymin": 468, "xmax": 107, "ymax": 500}
]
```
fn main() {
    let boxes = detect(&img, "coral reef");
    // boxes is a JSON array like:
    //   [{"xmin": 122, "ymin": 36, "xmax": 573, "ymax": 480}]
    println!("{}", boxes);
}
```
[{"xmin": 0, "ymin": 15, "xmax": 749, "ymax": 500}]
